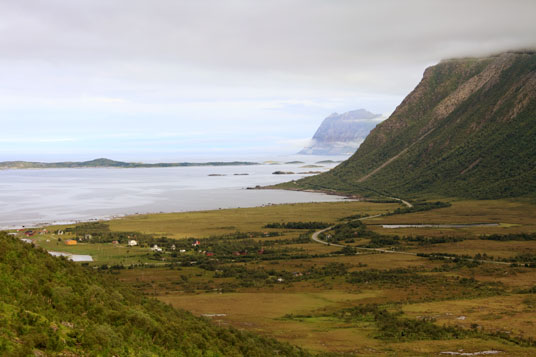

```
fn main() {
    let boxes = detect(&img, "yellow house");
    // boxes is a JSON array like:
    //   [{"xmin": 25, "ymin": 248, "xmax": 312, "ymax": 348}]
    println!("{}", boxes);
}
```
[{"xmin": 64, "ymin": 240, "xmax": 77, "ymax": 245}]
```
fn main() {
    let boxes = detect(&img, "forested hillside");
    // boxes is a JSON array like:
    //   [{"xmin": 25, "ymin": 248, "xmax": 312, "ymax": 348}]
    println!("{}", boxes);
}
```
[
  {"xmin": 286, "ymin": 50, "xmax": 536, "ymax": 199},
  {"xmin": 0, "ymin": 233, "xmax": 308, "ymax": 356}
]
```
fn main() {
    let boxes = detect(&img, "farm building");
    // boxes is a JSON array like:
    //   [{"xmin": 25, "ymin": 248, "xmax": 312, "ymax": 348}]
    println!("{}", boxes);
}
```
[{"xmin": 64, "ymin": 240, "xmax": 77, "ymax": 245}]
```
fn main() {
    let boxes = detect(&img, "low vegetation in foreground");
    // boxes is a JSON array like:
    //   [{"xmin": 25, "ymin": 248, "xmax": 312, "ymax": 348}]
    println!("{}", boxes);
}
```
[
  {"xmin": 0, "ymin": 233, "xmax": 310, "ymax": 356},
  {"xmin": 8, "ymin": 199, "xmax": 536, "ymax": 356}
]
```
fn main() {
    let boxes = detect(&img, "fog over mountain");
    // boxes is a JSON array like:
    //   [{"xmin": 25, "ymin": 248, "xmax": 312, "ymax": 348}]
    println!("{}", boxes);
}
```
[
  {"xmin": 291, "ymin": 51, "xmax": 536, "ymax": 199},
  {"xmin": 299, "ymin": 109, "xmax": 384, "ymax": 155},
  {"xmin": 0, "ymin": 1, "xmax": 535, "ymax": 160}
]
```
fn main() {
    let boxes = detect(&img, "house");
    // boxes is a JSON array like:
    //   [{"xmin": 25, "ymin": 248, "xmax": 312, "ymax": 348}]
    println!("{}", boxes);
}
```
[
  {"xmin": 151, "ymin": 245, "xmax": 162, "ymax": 252},
  {"xmin": 64, "ymin": 240, "xmax": 77, "ymax": 245},
  {"xmin": 56, "ymin": 230, "xmax": 64, "ymax": 235},
  {"xmin": 192, "ymin": 240, "xmax": 200, "ymax": 246},
  {"xmin": 179, "ymin": 249, "xmax": 186, "ymax": 253},
  {"xmin": 171, "ymin": 244, "xmax": 176, "ymax": 250},
  {"xmin": 128, "ymin": 240, "xmax": 138, "ymax": 247},
  {"xmin": 112, "ymin": 240, "xmax": 119, "ymax": 245},
  {"xmin": 206, "ymin": 252, "xmax": 214, "ymax": 256},
  {"xmin": 258, "ymin": 248, "xmax": 265, "ymax": 254},
  {"xmin": 24, "ymin": 230, "xmax": 35, "ymax": 237},
  {"xmin": 84, "ymin": 234, "xmax": 92, "ymax": 240}
]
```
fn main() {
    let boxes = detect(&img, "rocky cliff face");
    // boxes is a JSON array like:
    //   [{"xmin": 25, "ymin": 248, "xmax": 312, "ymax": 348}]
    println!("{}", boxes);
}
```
[
  {"xmin": 299, "ymin": 109, "xmax": 383, "ymax": 155},
  {"xmin": 290, "ymin": 50, "xmax": 536, "ymax": 199}
]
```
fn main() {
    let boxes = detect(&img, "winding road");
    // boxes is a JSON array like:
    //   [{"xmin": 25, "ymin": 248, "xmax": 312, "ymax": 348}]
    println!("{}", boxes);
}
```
[{"xmin": 310, "ymin": 200, "xmax": 510, "ymax": 265}]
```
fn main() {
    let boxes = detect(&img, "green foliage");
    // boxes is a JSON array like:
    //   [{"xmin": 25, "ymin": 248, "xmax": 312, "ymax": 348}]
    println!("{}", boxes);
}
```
[
  {"xmin": 287, "ymin": 52, "xmax": 536, "ymax": 200},
  {"xmin": 382, "ymin": 201, "xmax": 451, "ymax": 216},
  {"xmin": 404, "ymin": 235, "xmax": 464, "ymax": 245},
  {"xmin": 263, "ymin": 221, "xmax": 330, "ymax": 229},
  {"xmin": 320, "ymin": 220, "xmax": 377, "ymax": 244},
  {"xmin": 481, "ymin": 233, "xmax": 536, "ymax": 241},
  {"xmin": 340, "ymin": 305, "xmax": 470, "ymax": 341},
  {"xmin": 0, "ymin": 233, "xmax": 310, "ymax": 356}
]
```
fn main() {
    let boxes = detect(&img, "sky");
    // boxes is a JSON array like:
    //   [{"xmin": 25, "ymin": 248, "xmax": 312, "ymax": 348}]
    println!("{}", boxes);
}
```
[{"xmin": 1, "ymin": 0, "xmax": 535, "ymax": 162}]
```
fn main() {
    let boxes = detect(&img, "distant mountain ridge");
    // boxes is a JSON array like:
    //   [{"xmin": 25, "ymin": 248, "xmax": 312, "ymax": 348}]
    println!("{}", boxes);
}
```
[
  {"xmin": 299, "ymin": 109, "xmax": 383, "ymax": 155},
  {"xmin": 0, "ymin": 158, "xmax": 259, "ymax": 169},
  {"xmin": 285, "ymin": 50, "xmax": 536, "ymax": 199}
]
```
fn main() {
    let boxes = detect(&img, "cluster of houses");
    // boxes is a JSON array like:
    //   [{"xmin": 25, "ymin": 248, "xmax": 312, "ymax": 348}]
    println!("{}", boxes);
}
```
[
  {"xmin": 13, "ymin": 228, "xmax": 50, "ymax": 237},
  {"xmin": 10, "ymin": 229, "xmax": 268, "ymax": 260}
]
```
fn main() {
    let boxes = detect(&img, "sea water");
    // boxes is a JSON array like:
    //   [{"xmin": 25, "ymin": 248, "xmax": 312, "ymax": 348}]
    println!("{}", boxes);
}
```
[{"xmin": 0, "ymin": 161, "xmax": 348, "ymax": 228}]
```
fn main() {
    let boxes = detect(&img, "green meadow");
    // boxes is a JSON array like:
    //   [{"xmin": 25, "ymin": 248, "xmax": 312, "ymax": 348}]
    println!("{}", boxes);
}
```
[{"xmin": 16, "ymin": 198, "xmax": 536, "ymax": 355}]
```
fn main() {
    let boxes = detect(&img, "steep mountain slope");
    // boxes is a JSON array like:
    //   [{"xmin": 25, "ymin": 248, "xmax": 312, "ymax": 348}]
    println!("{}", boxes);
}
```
[
  {"xmin": 287, "ymin": 51, "xmax": 536, "ymax": 199},
  {"xmin": 299, "ymin": 109, "xmax": 383, "ymax": 155},
  {"xmin": 0, "ymin": 233, "xmax": 309, "ymax": 356}
]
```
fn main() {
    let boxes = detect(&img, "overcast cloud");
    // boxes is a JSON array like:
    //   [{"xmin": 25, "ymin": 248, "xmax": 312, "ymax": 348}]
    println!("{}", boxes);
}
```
[{"xmin": 1, "ymin": 0, "xmax": 535, "ymax": 161}]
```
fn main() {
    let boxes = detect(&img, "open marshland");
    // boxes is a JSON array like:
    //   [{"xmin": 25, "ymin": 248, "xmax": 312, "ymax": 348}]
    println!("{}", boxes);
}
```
[{"xmin": 15, "ymin": 198, "xmax": 536, "ymax": 355}]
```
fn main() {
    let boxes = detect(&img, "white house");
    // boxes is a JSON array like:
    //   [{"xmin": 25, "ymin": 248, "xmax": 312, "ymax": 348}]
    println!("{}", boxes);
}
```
[
  {"xmin": 151, "ymin": 245, "xmax": 162, "ymax": 252},
  {"xmin": 128, "ymin": 240, "xmax": 138, "ymax": 247}
]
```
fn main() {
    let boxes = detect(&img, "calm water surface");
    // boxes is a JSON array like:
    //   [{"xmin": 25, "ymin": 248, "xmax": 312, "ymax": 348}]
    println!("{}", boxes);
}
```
[{"xmin": 0, "ymin": 163, "xmax": 347, "ymax": 228}]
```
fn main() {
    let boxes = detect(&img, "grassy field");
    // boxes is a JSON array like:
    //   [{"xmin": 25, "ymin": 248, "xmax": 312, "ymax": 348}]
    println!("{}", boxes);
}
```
[
  {"xmin": 108, "ymin": 201, "xmax": 400, "ymax": 238},
  {"xmin": 368, "ymin": 199, "xmax": 536, "ymax": 237},
  {"xmin": 11, "ymin": 198, "xmax": 536, "ymax": 355},
  {"xmin": 158, "ymin": 290, "xmax": 385, "ymax": 353}
]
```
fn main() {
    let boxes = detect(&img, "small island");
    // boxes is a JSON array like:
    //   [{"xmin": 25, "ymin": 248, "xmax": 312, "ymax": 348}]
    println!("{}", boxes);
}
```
[{"xmin": 0, "ymin": 158, "xmax": 260, "ymax": 170}]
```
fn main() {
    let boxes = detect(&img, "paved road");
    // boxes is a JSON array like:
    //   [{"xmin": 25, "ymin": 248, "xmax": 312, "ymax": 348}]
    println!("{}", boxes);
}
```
[
  {"xmin": 387, "ymin": 196, "xmax": 413, "ymax": 208},
  {"xmin": 311, "ymin": 226, "xmax": 344, "ymax": 247},
  {"xmin": 310, "ymin": 204, "xmax": 510, "ymax": 266}
]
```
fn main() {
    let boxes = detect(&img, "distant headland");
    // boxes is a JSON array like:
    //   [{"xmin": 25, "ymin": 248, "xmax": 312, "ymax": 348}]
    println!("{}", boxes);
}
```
[{"xmin": 0, "ymin": 158, "xmax": 260, "ymax": 169}]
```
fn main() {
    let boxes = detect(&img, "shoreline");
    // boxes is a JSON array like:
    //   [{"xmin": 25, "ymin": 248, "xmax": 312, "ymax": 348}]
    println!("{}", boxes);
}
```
[
  {"xmin": 257, "ymin": 183, "xmax": 363, "ymax": 200},
  {"xmin": 1, "ymin": 188, "xmax": 354, "ymax": 230}
]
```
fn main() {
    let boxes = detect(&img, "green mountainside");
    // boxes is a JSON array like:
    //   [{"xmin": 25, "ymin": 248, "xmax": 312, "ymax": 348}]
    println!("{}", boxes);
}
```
[
  {"xmin": 0, "ymin": 233, "xmax": 308, "ymax": 356},
  {"xmin": 285, "ymin": 50, "xmax": 536, "ymax": 199},
  {"xmin": 0, "ymin": 158, "xmax": 259, "ymax": 169}
]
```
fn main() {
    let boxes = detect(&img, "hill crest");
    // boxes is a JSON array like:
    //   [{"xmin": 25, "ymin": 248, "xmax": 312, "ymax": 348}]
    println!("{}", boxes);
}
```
[{"xmin": 287, "ymin": 51, "xmax": 536, "ymax": 199}]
